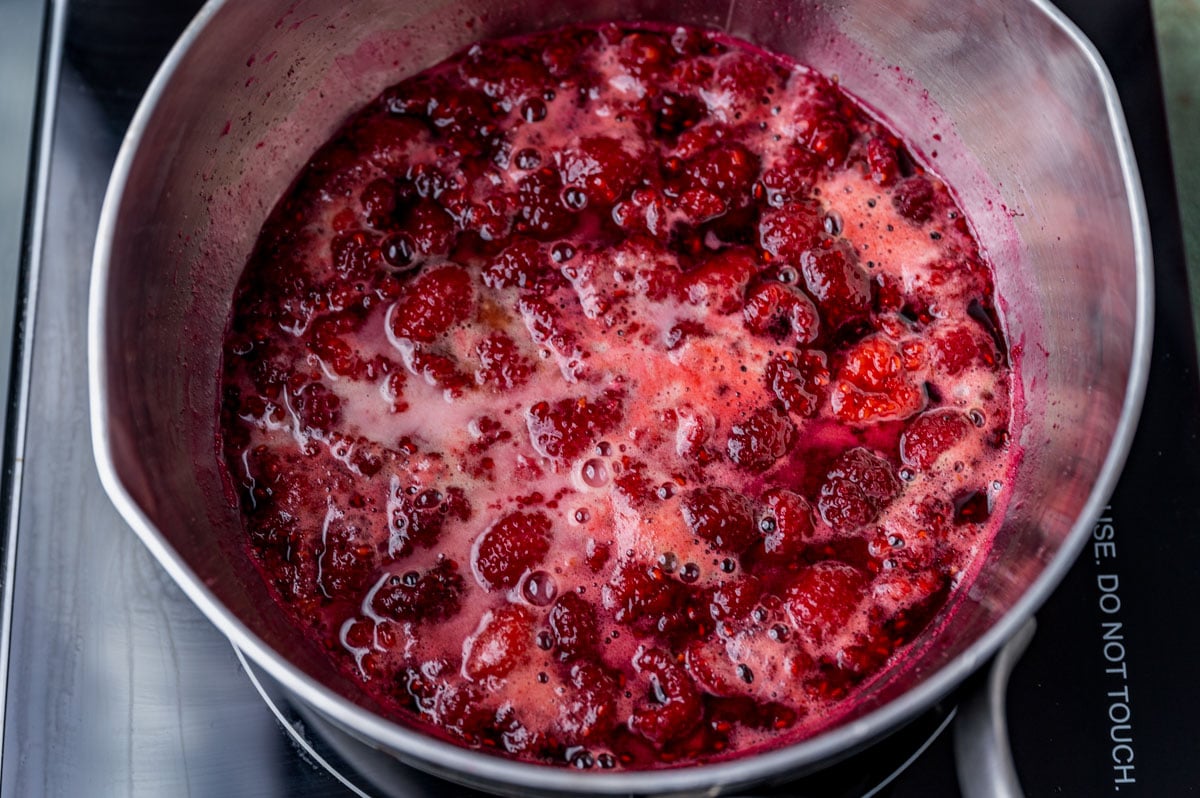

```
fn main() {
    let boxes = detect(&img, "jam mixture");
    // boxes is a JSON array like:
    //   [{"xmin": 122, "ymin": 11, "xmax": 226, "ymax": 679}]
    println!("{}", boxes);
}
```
[{"xmin": 219, "ymin": 23, "xmax": 1018, "ymax": 770}]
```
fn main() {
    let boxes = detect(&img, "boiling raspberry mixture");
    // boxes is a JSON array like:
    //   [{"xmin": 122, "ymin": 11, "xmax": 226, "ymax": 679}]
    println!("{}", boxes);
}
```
[{"xmin": 219, "ymin": 23, "xmax": 1019, "ymax": 770}]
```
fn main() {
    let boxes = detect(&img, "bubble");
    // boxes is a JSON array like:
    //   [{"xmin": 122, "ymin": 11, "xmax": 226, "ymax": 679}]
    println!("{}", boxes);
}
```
[
  {"xmin": 574, "ymin": 508, "xmax": 591, "ymax": 523},
  {"xmin": 581, "ymin": 458, "xmax": 610, "ymax": 488},
  {"xmin": 658, "ymin": 551, "xmax": 678, "ymax": 572},
  {"xmin": 823, "ymin": 211, "xmax": 843, "ymax": 236},
  {"xmin": 596, "ymin": 441, "xmax": 613, "ymax": 456},
  {"xmin": 969, "ymin": 409, "xmax": 986, "ymax": 427},
  {"xmin": 522, "ymin": 570, "xmax": 558, "ymax": 607},
  {"xmin": 536, "ymin": 630, "xmax": 554, "ymax": 650},
  {"xmin": 680, "ymin": 563, "xmax": 701, "ymax": 583},
  {"xmin": 521, "ymin": 98, "xmax": 547, "ymax": 122}
]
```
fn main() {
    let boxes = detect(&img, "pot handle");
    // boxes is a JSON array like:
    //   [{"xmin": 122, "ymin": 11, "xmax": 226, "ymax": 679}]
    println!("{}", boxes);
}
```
[{"xmin": 952, "ymin": 617, "xmax": 1036, "ymax": 798}]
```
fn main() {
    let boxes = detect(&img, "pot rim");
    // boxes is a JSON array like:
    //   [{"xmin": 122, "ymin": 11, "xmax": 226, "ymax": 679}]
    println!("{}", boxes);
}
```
[{"xmin": 87, "ymin": 0, "xmax": 1153, "ymax": 793}]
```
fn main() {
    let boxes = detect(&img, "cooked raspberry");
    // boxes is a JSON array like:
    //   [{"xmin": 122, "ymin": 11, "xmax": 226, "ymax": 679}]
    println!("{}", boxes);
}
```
[
  {"xmin": 680, "ymin": 486, "xmax": 757, "ymax": 553},
  {"xmin": 482, "ymin": 237, "xmax": 554, "ymax": 289},
  {"xmin": 462, "ymin": 604, "xmax": 532, "ymax": 681},
  {"xmin": 682, "ymin": 248, "xmax": 757, "ymax": 314},
  {"xmin": 389, "ymin": 265, "xmax": 474, "ymax": 343},
  {"xmin": 893, "ymin": 176, "xmax": 935, "ymax": 223},
  {"xmin": 764, "ymin": 350, "xmax": 829, "ymax": 417},
  {"xmin": 799, "ymin": 245, "xmax": 870, "ymax": 331},
  {"xmin": 309, "ymin": 310, "xmax": 366, "ymax": 377},
  {"xmin": 758, "ymin": 488, "xmax": 814, "ymax": 561},
  {"xmin": 618, "ymin": 31, "xmax": 670, "ymax": 76},
  {"xmin": 557, "ymin": 660, "xmax": 619, "ymax": 742},
  {"xmin": 933, "ymin": 323, "xmax": 997, "ymax": 375},
  {"xmin": 630, "ymin": 648, "xmax": 703, "ymax": 745},
  {"xmin": 516, "ymin": 167, "xmax": 572, "ymax": 239},
  {"xmin": 685, "ymin": 142, "xmax": 760, "ymax": 199},
  {"xmin": 676, "ymin": 187, "xmax": 727, "ymax": 221},
  {"xmin": 726, "ymin": 406, "xmax": 797, "ymax": 472},
  {"xmin": 604, "ymin": 562, "xmax": 679, "ymax": 624},
  {"xmin": 708, "ymin": 576, "xmax": 763, "ymax": 620},
  {"xmin": 372, "ymin": 560, "xmax": 465, "ymax": 623},
  {"xmin": 548, "ymin": 591, "xmax": 598, "ymax": 661},
  {"xmin": 330, "ymin": 230, "xmax": 380, "ymax": 282},
  {"xmin": 832, "ymin": 335, "xmax": 924, "ymax": 422},
  {"xmin": 684, "ymin": 638, "xmax": 739, "ymax": 697},
  {"xmin": 516, "ymin": 293, "xmax": 581, "ymax": 367},
  {"xmin": 761, "ymin": 149, "xmax": 821, "ymax": 205},
  {"xmin": 785, "ymin": 561, "xmax": 868, "ymax": 644},
  {"xmin": 291, "ymin": 382, "xmax": 341, "ymax": 434},
  {"xmin": 743, "ymin": 281, "xmax": 819, "ymax": 343},
  {"xmin": 471, "ymin": 510, "xmax": 553, "ymax": 591},
  {"xmin": 525, "ymin": 392, "xmax": 623, "ymax": 462},
  {"xmin": 900, "ymin": 410, "xmax": 972, "ymax": 469},
  {"xmin": 758, "ymin": 200, "xmax": 824, "ymax": 262},
  {"xmin": 560, "ymin": 137, "xmax": 634, "ymax": 206},
  {"xmin": 475, "ymin": 331, "xmax": 533, "ymax": 390},
  {"xmin": 866, "ymin": 137, "xmax": 901, "ymax": 187},
  {"xmin": 817, "ymin": 448, "xmax": 901, "ymax": 531},
  {"xmin": 407, "ymin": 350, "xmax": 471, "ymax": 397},
  {"xmin": 799, "ymin": 113, "xmax": 850, "ymax": 165},
  {"xmin": 404, "ymin": 200, "xmax": 456, "ymax": 257},
  {"xmin": 317, "ymin": 517, "xmax": 376, "ymax": 599}
]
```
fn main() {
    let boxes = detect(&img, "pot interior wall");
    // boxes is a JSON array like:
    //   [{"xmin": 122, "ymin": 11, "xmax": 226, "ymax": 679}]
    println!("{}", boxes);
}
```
[{"xmin": 98, "ymin": 0, "xmax": 1138, "ymax": 770}]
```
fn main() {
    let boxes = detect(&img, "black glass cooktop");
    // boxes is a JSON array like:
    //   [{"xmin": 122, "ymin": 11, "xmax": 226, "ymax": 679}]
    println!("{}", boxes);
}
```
[{"xmin": 1, "ymin": 0, "xmax": 1196, "ymax": 796}]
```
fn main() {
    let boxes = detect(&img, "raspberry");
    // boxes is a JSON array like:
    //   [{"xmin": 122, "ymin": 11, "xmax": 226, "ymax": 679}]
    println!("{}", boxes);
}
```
[
  {"xmin": 933, "ymin": 323, "xmax": 996, "ymax": 375},
  {"xmin": 557, "ymin": 660, "xmax": 619, "ymax": 742},
  {"xmin": 760, "ymin": 149, "xmax": 820, "ymax": 205},
  {"xmin": 604, "ymin": 562, "xmax": 679, "ymax": 624},
  {"xmin": 743, "ymin": 282, "xmax": 819, "ymax": 343},
  {"xmin": 462, "ymin": 604, "xmax": 533, "ymax": 681},
  {"xmin": 680, "ymin": 486, "xmax": 757, "ymax": 553},
  {"xmin": 682, "ymin": 249, "xmax": 757, "ymax": 314},
  {"xmin": 548, "ymin": 591, "xmax": 598, "ymax": 661},
  {"xmin": 404, "ymin": 200, "xmax": 456, "ymax": 257},
  {"xmin": 758, "ymin": 201, "xmax": 824, "ymax": 262},
  {"xmin": 525, "ymin": 392, "xmax": 623, "ymax": 462},
  {"xmin": 866, "ymin": 137, "xmax": 900, "ymax": 186},
  {"xmin": 708, "ymin": 576, "xmax": 763, "ymax": 621},
  {"xmin": 389, "ymin": 265, "xmax": 474, "ymax": 343},
  {"xmin": 799, "ymin": 113, "xmax": 850, "ymax": 165},
  {"xmin": 330, "ymin": 230, "xmax": 380, "ymax": 282},
  {"xmin": 685, "ymin": 142, "xmax": 759, "ymax": 198},
  {"xmin": 900, "ymin": 410, "xmax": 972, "ymax": 469},
  {"xmin": 475, "ymin": 331, "xmax": 533, "ymax": 390},
  {"xmin": 516, "ymin": 293, "xmax": 582, "ymax": 372},
  {"xmin": 799, "ymin": 245, "xmax": 870, "ymax": 331},
  {"xmin": 308, "ymin": 310, "xmax": 366, "ymax": 377},
  {"xmin": 758, "ymin": 488, "xmax": 814, "ymax": 561},
  {"xmin": 630, "ymin": 648, "xmax": 703, "ymax": 744},
  {"xmin": 817, "ymin": 448, "xmax": 901, "ymax": 531},
  {"xmin": 560, "ymin": 137, "xmax": 634, "ymax": 206},
  {"xmin": 407, "ymin": 350, "xmax": 471, "ymax": 397},
  {"xmin": 482, "ymin": 237, "xmax": 555, "ymax": 290},
  {"xmin": 471, "ymin": 510, "xmax": 553, "ymax": 591},
  {"xmin": 784, "ymin": 561, "xmax": 868, "ymax": 644},
  {"xmin": 726, "ymin": 406, "xmax": 796, "ymax": 472},
  {"xmin": 372, "ymin": 560, "xmax": 465, "ymax": 623},
  {"xmin": 317, "ymin": 516, "xmax": 376, "ymax": 599},
  {"xmin": 291, "ymin": 382, "xmax": 340, "ymax": 435},
  {"xmin": 831, "ymin": 335, "xmax": 924, "ymax": 422},
  {"xmin": 893, "ymin": 176, "xmax": 935, "ymax": 223},
  {"xmin": 516, "ymin": 167, "xmax": 572, "ymax": 239},
  {"xmin": 764, "ymin": 350, "xmax": 829, "ymax": 417}
]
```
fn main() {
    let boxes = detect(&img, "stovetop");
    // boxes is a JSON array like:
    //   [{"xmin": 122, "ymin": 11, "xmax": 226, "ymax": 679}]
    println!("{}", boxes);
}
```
[{"xmin": 1, "ymin": 0, "xmax": 1197, "ymax": 796}]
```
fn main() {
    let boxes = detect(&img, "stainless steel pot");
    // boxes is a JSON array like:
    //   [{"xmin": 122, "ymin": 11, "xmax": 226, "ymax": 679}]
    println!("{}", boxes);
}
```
[{"xmin": 88, "ymin": 0, "xmax": 1151, "ymax": 795}]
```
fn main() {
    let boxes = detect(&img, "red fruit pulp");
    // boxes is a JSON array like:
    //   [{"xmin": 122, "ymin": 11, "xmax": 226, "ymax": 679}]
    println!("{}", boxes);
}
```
[{"xmin": 219, "ymin": 21, "xmax": 1020, "ymax": 771}]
